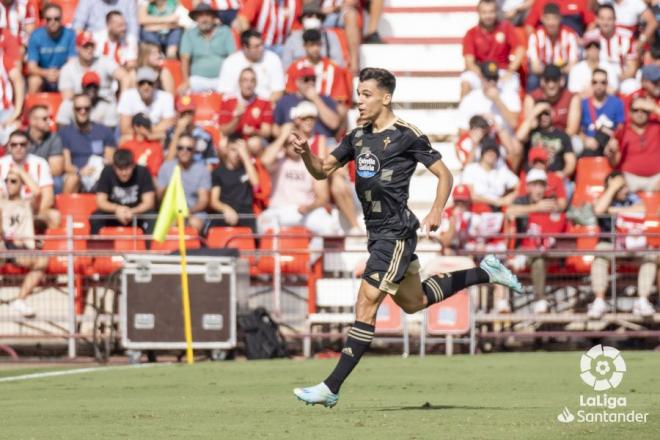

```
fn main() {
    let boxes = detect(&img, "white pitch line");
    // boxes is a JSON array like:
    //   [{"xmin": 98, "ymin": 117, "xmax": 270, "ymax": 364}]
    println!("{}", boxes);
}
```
[{"xmin": 0, "ymin": 362, "xmax": 169, "ymax": 383}]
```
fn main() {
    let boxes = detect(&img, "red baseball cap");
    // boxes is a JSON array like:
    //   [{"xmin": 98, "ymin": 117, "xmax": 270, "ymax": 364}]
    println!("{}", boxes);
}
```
[
  {"xmin": 453, "ymin": 184, "xmax": 471, "ymax": 202},
  {"xmin": 528, "ymin": 146, "xmax": 549, "ymax": 165},
  {"xmin": 295, "ymin": 66, "xmax": 316, "ymax": 79},
  {"xmin": 81, "ymin": 71, "xmax": 100, "ymax": 87},
  {"xmin": 76, "ymin": 31, "xmax": 95, "ymax": 47},
  {"xmin": 176, "ymin": 95, "xmax": 196, "ymax": 113}
]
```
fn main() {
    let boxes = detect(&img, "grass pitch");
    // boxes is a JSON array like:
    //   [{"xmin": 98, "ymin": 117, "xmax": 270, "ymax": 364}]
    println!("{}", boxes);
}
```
[{"xmin": 2, "ymin": 352, "xmax": 658, "ymax": 439}]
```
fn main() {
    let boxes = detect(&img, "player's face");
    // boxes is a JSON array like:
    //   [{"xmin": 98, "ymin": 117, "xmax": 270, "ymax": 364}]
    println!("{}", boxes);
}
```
[{"xmin": 356, "ymin": 79, "xmax": 391, "ymax": 122}]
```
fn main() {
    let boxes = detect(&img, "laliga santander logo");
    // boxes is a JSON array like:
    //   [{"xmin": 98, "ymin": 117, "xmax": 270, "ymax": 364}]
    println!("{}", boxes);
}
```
[{"xmin": 579, "ymin": 344, "xmax": 626, "ymax": 391}]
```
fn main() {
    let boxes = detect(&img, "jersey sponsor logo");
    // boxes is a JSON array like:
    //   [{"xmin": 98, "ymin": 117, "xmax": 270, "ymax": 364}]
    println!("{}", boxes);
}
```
[
  {"xmin": 356, "ymin": 152, "xmax": 380, "ymax": 178},
  {"xmin": 383, "ymin": 136, "xmax": 391, "ymax": 149}
]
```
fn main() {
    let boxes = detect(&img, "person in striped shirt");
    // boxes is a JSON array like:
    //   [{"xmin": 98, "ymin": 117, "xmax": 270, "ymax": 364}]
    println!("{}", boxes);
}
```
[{"xmin": 233, "ymin": 0, "xmax": 302, "ymax": 55}]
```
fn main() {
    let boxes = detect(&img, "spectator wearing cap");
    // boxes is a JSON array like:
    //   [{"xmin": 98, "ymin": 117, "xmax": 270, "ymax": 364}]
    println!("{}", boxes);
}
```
[
  {"xmin": 457, "ymin": 61, "xmax": 522, "ymax": 134},
  {"xmin": 524, "ymin": 0, "xmax": 594, "ymax": 35},
  {"xmin": 460, "ymin": 138, "xmax": 519, "ymax": 210},
  {"xmin": 59, "ymin": 94, "xmax": 117, "ymax": 193},
  {"xmin": 135, "ymin": 42, "xmax": 176, "ymax": 95},
  {"xmin": 605, "ymin": 96, "xmax": 660, "ymax": 191},
  {"xmin": 179, "ymin": 3, "xmax": 236, "ymax": 92},
  {"xmin": 0, "ymin": 29, "xmax": 24, "ymax": 138},
  {"xmin": 622, "ymin": 64, "xmax": 660, "ymax": 122},
  {"xmin": 285, "ymin": 28, "xmax": 350, "ymax": 111},
  {"xmin": 516, "ymin": 146, "xmax": 568, "ymax": 212},
  {"xmin": 119, "ymin": 113, "xmax": 164, "ymax": 178},
  {"xmin": 281, "ymin": 1, "xmax": 346, "ymax": 70},
  {"xmin": 157, "ymin": 133, "xmax": 212, "ymax": 233},
  {"xmin": 233, "ymin": 0, "xmax": 302, "ymax": 55},
  {"xmin": 58, "ymin": 31, "xmax": 128, "ymax": 102},
  {"xmin": 579, "ymin": 69, "xmax": 625, "ymax": 158},
  {"xmin": 217, "ymin": 29, "xmax": 285, "ymax": 102},
  {"xmin": 138, "ymin": 0, "xmax": 184, "ymax": 59},
  {"xmin": 568, "ymin": 35, "xmax": 620, "ymax": 95},
  {"xmin": 73, "ymin": 0, "xmax": 139, "ymax": 44},
  {"xmin": 460, "ymin": 0, "xmax": 524, "ymax": 96},
  {"xmin": 95, "ymin": 10, "xmax": 139, "ymax": 69},
  {"xmin": 91, "ymin": 149, "xmax": 156, "ymax": 234},
  {"xmin": 523, "ymin": 64, "xmax": 581, "ymax": 135},
  {"xmin": 507, "ymin": 168, "xmax": 565, "ymax": 314},
  {"xmin": 163, "ymin": 95, "xmax": 218, "ymax": 166},
  {"xmin": 26, "ymin": 105, "xmax": 65, "ymax": 193},
  {"xmin": 437, "ymin": 184, "xmax": 473, "ymax": 255},
  {"xmin": 117, "ymin": 67, "xmax": 176, "ymax": 141},
  {"xmin": 218, "ymin": 67, "xmax": 273, "ymax": 156},
  {"xmin": 56, "ymin": 71, "xmax": 119, "ymax": 129},
  {"xmin": 26, "ymin": 3, "xmax": 77, "ymax": 93},
  {"xmin": 526, "ymin": 3, "xmax": 579, "ymax": 92}
]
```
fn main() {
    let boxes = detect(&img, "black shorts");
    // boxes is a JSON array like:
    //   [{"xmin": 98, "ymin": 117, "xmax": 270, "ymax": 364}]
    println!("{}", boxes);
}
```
[{"xmin": 362, "ymin": 235, "xmax": 420, "ymax": 294}]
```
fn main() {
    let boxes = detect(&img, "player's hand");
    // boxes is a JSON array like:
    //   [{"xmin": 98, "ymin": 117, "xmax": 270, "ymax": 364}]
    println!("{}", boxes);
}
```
[
  {"xmin": 420, "ymin": 210, "xmax": 442, "ymax": 238},
  {"xmin": 288, "ymin": 131, "xmax": 310, "ymax": 156}
]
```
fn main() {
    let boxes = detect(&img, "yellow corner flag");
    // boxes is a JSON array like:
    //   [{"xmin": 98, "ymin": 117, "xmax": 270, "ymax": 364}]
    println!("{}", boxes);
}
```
[{"xmin": 152, "ymin": 165, "xmax": 194, "ymax": 364}]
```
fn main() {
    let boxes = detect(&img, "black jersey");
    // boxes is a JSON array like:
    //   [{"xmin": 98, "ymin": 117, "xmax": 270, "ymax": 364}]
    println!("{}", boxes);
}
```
[{"xmin": 330, "ymin": 118, "xmax": 442, "ymax": 239}]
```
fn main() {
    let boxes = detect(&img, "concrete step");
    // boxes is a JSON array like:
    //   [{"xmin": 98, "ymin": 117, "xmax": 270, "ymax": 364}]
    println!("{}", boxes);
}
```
[
  {"xmin": 360, "ymin": 44, "xmax": 464, "ymax": 73},
  {"xmin": 379, "ymin": 11, "xmax": 476, "ymax": 39},
  {"xmin": 393, "ymin": 76, "xmax": 461, "ymax": 103}
]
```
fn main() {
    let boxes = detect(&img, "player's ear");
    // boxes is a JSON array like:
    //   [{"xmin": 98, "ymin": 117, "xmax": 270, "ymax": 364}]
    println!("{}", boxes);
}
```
[{"xmin": 382, "ymin": 92, "xmax": 392, "ymax": 106}]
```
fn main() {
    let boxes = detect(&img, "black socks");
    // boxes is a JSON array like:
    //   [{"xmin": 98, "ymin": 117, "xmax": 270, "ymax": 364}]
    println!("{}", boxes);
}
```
[
  {"xmin": 422, "ymin": 267, "xmax": 490, "ymax": 306},
  {"xmin": 324, "ymin": 321, "xmax": 374, "ymax": 394}
]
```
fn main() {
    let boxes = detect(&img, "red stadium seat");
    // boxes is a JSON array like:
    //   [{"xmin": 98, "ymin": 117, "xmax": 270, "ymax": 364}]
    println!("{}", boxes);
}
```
[
  {"xmin": 572, "ymin": 157, "xmax": 613, "ymax": 207},
  {"xmin": 190, "ymin": 92, "xmax": 223, "ymax": 124},
  {"xmin": 55, "ymin": 193, "xmax": 98, "ymax": 229},
  {"xmin": 163, "ymin": 59, "xmax": 184, "ymax": 91},
  {"xmin": 207, "ymin": 226, "xmax": 257, "ymax": 269},
  {"xmin": 257, "ymin": 226, "xmax": 311, "ymax": 274},
  {"xmin": 637, "ymin": 191, "xmax": 660, "ymax": 218},
  {"xmin": 565, "ymin": 224, "xmax": 600, "ymax": 273},
  {"xmin": 150, "ymin": 226, "xmax": 201, "ymax": 252},
  {"xmin": 203, "ymin": 125, "xmax": 223, "ymax": 150},
  {"xmin": 42, "ymin": 225, "xmax": 92, "ymax": 274},
  {"xmin": 23, "ymin": 93, "xmax": 63, "ymax": 131},
  {"xmin": 93, "ymin": 227, "xmax": 147, "ymax": 275},
  {"xmin": 50, "ymin": 0, "xmax": 79, "ymax": 26}
]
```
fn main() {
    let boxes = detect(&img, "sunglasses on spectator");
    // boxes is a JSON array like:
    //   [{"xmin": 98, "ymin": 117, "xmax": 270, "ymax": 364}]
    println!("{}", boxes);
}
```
[
  {"xmin": 74, "ymin": 106, "xmax": 91, "ymax": 113},
  {"xmin": 177, "ymin": 145, "xmax": 195, "ymax": 152},
  {"xmin": 9, "ymin": 141, "xmax": 28, "ymax": 148},
  {"xmin": 301, "ymin": 76, "xmax": 316, "ymax": 83},
  {"xmin": 45, "ymin": 16, "xmax": 61, "ymax": 22},
  {"xmin": 4, "ymin": 178, "xmax": 19, "ymax": 184},
  {"xmin": 631, "ymin": 107, "xmax": 649, "ymax": 114},
  {"xmin": 591, "ymin": 80, "xmax": 607, "ymax": 85},
  {"xmin": 138, "ymin": 80, "xmax": 154, "ymax": 87}
]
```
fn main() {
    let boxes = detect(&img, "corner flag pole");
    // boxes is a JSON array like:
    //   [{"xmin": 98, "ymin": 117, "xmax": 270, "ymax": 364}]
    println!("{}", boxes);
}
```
[{"xmin": 177, "ymin": 210, "xmax": 194, "ymax": 365}]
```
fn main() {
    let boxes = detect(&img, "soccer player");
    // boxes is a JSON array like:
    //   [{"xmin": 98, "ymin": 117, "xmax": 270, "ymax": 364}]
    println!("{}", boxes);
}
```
[{"xmin": 290, "ymin": 67, "xmax": 523, "ymax": 408}]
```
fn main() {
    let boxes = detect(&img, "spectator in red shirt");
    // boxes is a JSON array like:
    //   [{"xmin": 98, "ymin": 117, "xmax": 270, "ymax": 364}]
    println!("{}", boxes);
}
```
[
  {"xmin": 119, "ymin": 113, "xmax": 164, "ymax": 178},
  {"xmin": 606, "ymin": 96, "xmax": 660, "ymax": 191},
  {"xmin": 233, "ymin": 0, "xmax": 302, "ymax": 53},
  {"xmin": 460, "ymin": 0, "xmax": 524, "ymax": 97},
  {"xmin": 219, "ymin": 66, "xmax": 274, "ymax": 156},
  {"xmin": 0, "ymin": 28, "xmax": 24, "ymax": 139},
  {"xmin": 623, "ymin": 64, "xmax": 660, "ymax": 122},
  {"xmin": 516, "ymin": 146, "xmax": 568, "ymax": 212},
  {"xmin": 524, "ymin": 0, "xmax": 595, "ymax": 35}
]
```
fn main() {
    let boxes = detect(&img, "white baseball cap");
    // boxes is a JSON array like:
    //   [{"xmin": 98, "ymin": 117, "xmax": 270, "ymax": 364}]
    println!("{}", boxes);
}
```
[
  {"xmin": 526, "ymin": 168, "xmax": 548, "ymax": 184},
  {"xmin": 290, "ymin": 101, "xmax": 318, "ymax": 120}
]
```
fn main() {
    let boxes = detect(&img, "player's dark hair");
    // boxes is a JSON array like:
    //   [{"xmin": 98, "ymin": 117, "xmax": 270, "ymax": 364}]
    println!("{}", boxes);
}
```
[
  {"xmin": 106, "ymin": 10, "xmax": 123, "ymax": 23},
  {"xmin": 303, "ymin": 29, "xmax": 322, "ymax": 44},
  {"xmin": 597, "ymin": 4, "xmax": 615, "ymax": 16},
  {"xmin": 240, "ymin": 29, "xmax": 262, "ymax": 48},
  {"xmin": 113, "ymin": 149, "xmax": 134, "ymax": 169},
  {"xmin": 359, "ymin": 67, "xmax": 396, "ymax": 94}
]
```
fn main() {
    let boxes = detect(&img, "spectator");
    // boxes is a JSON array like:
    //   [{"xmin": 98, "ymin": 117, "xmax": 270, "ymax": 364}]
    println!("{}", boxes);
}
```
[
  {"xmin": 458, "ymin": 61, "xmax": 522, "ymax": 134},
  {"xmin": 606, "ymin": 96, "xmax": 660, "ymax": 191},
  {"xmin": 524, "ymin": 0, "xmax": 594, "ymax": 35},
  {"xmin": 2, "ymin": 168, "xmax": 47, "ymax": 319},
  {"xmin": 363, "ymin": 0, "xmax": 384, "ymax": 44},
  {"xmin": 180, "ymin": 3, "xmax": 236, "ymax": 92},
  {"xmin": 583, "ymin": 5, "xmax": 638, "ymax": 83},
  {"xmin": 209, "ymin": 134, "xmax": 260, "ymax": 231},
  {"xmin": 454, "ymin": 115, "xmax": 490, "ymax": 168},
  {"xmin": 438, "ymin": 184, "xmax": 474, "ymax": 255},
  {"xmin": 523, "ymin": 64, "xmax": 581, "ymax": 135},
  {"xmin": 579, "ymin": 68, "xmax": 625, "ymax": 157},
  {"xmin": 281, "ymin": 1, "xmax": 346, "ymax": 69},
  {"xmin": 119, "ymin": 113, "xmax": 164, "ymax": 178},
  {"xmin": 516, "ymin": 100, "xmax": 577, "ymax": 180},
  {"xmin": 0, "ymin": 28, "xmax": 24, "ymax": 135},
  {"xmin": 317, "ymin": 0, "xmax": 360, "ymax": 74},
  {"xmin": 218, "ymin": 67, "xmax": 273, "ymax": 156},
  {"xmin": 568, "ymin": 35, "xmax": 620, "ymax": 95},
  {"xmin": 461, "ymin": 0, "xmax": 524, "ymax": 96},
  {"xmin": 526, "ymin": 3, "xmax": 579, "ymax": 91},
  {"xmin": 135, "ymin": 42, "xmax": 175, "ymax": 95},
  {"xmin": 117, "ymin": 67, "xmax": 176, "ymax": 141},
  {"xmin": 0, "ymin": 130, "xmax": 59, "ymax": 227},
  {"xmin": 157, "ymin": 133, "xmax": 211, "ymax": 233},
  {"xmin": 26, "ymin": 3, "xmax": 76, "ymax": 93},
  {"xmin": 0, "ymin": 0, "xmax": 38, "ymax": 44},
  {"xmin": 164, "ymin": 95, "xmax": 218, "ymax": 166},
  {"xmin": 58, "ymin": 31, "xmax": 128, "ymax": 101},
  {"xmin": 26, "ymin": 105, "xmax": 64, "ymax": 192},
  {"xmin": 194, "ymin": 0, "xmax": 241, "ymax": 25},
  {"xmin": 59, "ymin": 94, "xmax": 116, "ymax": 193},
  {"xmin": 94, "ymin": 10, "xmax": 139, "ymax": 69},
  {"xmin": 501, "ymin": 0, "xmax": 534, "ymax": 26},
  {"xmin": 461, "ymin": 138, "xmax": 519, "ymax": 210},
  {"xmin": 274, "ymin": 66, "xmax": 341, "ymax": 138},
  {"xmin": 258, "ymin": 118, "xmax": 339, "ymax": 236},
  {"xmin": 604, "ymin": 0, "xmax": 657, "ymax": 48},
  {"xmin": 233, "ymin": 0, "xmax": 302, "ymax": 54},
  {"xmin": 588, "ymin": 172, "xmax": 657, "ymax": 318},
  {"xmin": 90, "ymin": 149, "xmax": 156, "ymax": 234},
  {"xmin": 56, "ymin": 71, "xmax": 119, "ymax": 129},
  {"xmin": 622, "ymin": 64, "xmax": 660, "ymax": 122},
  {"xmin": 73, "ymin": 0, "xmax": 139, "ymax": 44},
  {"xmin": 138, "ymin": 0, "xmax": 183, "ymax": 59},
  {"xmin": 516, "ymin": 146, "xmax": 568, "ymax": 212},
  {"xmin": 217, "ymin": 29, "xmax": 285, "ymax": 102},
  {"xmin": 507, "ymin": 169, "xmax": 565, "ymax": 314}
]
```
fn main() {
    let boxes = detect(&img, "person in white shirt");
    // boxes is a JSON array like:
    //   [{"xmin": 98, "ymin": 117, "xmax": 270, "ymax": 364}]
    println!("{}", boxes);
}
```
[
  {"xmin": 0, "ymin": 130, "xmax": 59, "ymax": 227},
  {"xmin": 461, "ymin": 137, "xmax": 519, "ymax": 210},
  {"xmin": 93, "ymin": 10, "xmax": 139, "ymax": 69},
  {"xmin": 117, "ymin": 67, "xmax": 175, "ymax": 141},
  {"xmin": 217, "ymin": 29, "xmax": 285, "ymax": 102},
  {"xmin": 568, "ymin": 36, "xmax": 620, "ymax": 96}
]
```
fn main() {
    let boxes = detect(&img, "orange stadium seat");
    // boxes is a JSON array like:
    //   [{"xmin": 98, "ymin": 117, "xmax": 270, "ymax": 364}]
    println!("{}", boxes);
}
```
[
  {"xmin": 55, "ymin": 193, "xmax": 98, "ymax": 229},
  {"xmin": 572, "ymin": 157, "xmax": 613, "ymax": 207},
  {"xmin": 207, "ymin": 226, "xmax": 257, "ymax": 268},
  {"xmin": 203, "ymin": 125, "xmax": 223, "ymax": 150},
  {"xmin": 163, "ymin": 59, "xmax": 184, "ymax": 91},
  {"xmin": 190, "ymin": 92, "xmax": 223, "ymax": 124},
  {"xmin": 93, "ymin": 226, "xmax": 147, "ymax": 275},
  {"xmin": 150, "ymin": 226, "xmax": 201, "ymax": 252},
  {"xmin": 50, "ymin": 0, "xmax": 79, "ymax": 26},
  {"xmin": 638, "ymin": 191, "xmax": 660, "ymax": 218},
  {"xmin": 565, "ymin": 224, "xmax": 600, "ymax": 273},
  {"xmin": 42, "ymin": 225, "xmax": 92, "ymax": 274},
  {"xmin": 257, "ymin": 226, "xmax": 311, "ymax": 274}
]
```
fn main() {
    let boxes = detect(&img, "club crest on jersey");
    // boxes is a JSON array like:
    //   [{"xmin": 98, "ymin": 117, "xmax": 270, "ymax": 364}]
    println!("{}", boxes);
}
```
[{"xmin": 356, "ymin": 152, "xmax": 380, "ymax": 178}]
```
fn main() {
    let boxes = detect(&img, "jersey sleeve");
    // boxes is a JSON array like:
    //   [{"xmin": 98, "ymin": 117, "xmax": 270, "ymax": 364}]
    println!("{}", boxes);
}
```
[
  {"xmin": 329, "ymin": 131, "xmax": 354, "ymax": 166},
  {"xmin": 409, "ymin": 135, "xmax": 442, "ymax": 168}
]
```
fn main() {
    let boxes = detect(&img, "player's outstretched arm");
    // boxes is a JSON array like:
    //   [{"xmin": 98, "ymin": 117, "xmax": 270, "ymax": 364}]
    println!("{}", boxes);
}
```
[
  {"xmin": 289, "ymin": 132, "xmax": 341, "ymax": 180},
  {"xmin": 420, "ymin": 160, "xmax": 453, "ymax": 236}
]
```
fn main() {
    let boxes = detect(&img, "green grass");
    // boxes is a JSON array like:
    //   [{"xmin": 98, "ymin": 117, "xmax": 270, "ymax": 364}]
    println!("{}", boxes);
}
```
[{"xmin": 2, "ymin": 352, "xmax": 659, "ymax": 439}]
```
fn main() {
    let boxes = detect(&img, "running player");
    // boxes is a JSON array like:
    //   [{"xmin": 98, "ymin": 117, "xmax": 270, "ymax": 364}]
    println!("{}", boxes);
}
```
[{"xmin": 291, "ymin": 67, "xmax": 523, "ymax": 407}]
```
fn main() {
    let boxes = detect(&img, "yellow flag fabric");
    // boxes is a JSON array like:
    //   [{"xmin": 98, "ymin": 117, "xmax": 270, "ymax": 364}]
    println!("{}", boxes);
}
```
[{"xmin": 153, "ymin": 165, "xmax": 189, "ymax": 242}]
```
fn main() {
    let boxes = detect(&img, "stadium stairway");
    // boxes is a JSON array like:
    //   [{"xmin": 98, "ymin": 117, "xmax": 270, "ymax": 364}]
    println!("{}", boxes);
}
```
[{"xmin": 354, "ymin": 0, "xmax": 478, "ymax": 216}]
